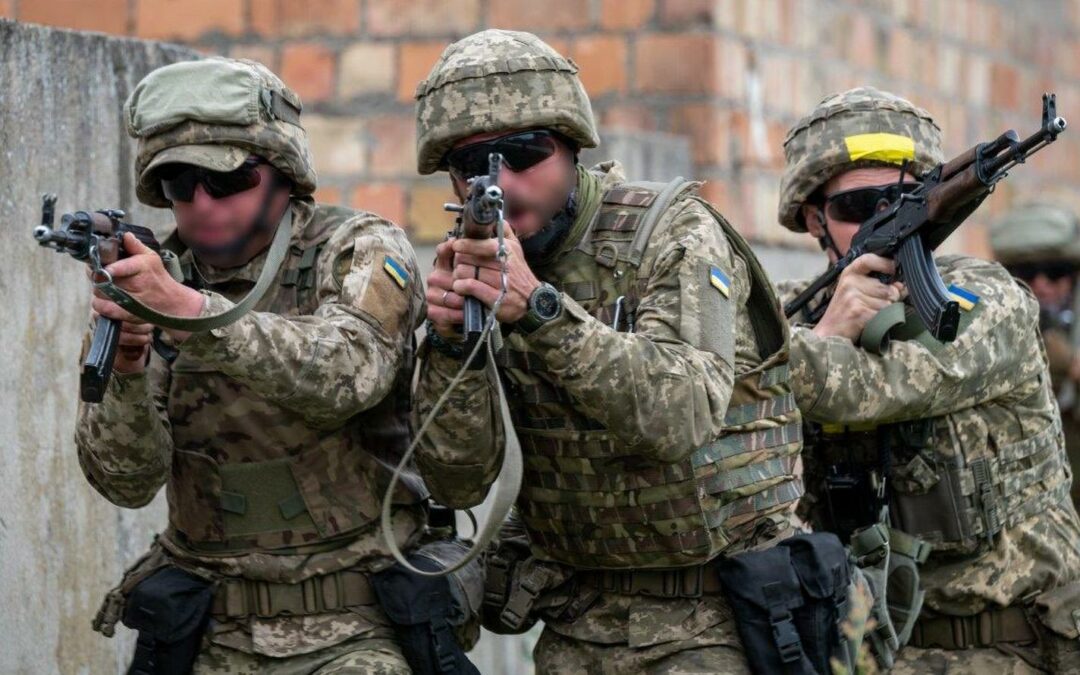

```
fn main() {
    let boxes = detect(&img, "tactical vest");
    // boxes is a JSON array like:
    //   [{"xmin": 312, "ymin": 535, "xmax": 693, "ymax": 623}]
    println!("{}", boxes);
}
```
[
  {"xmin": 800, "ymin": 300, "xmax": 1071, "ymax": 555},
  {"xmin": 497, "ymin": 179, "xmax": 804, "ymax": 569},
  {"xmin": 164, "ymin": 201, "xmax": 421, "ymax": 553}
]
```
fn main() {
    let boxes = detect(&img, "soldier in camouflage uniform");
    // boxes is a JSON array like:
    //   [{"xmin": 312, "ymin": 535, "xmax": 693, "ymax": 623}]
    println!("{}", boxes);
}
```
[
  {"xmin": 412, "ymin": 29, "xmax": 804, "ymax": 673},
  {"xmin": 776, "ymin": 86, "xmax": 1080, "ymax": 673},
  {"xmin": 75, "ymin": 57, "xmax": 428, "ymax": 673},
  {"xmin": 991, "ymin": 203, "xmax": 1080, "ymax": 513}
]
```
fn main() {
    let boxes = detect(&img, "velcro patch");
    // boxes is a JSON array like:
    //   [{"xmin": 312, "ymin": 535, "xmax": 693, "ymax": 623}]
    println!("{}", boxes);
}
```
[
  {"xmin": 709, "ymin": 265, "xmax": 731, "ymax": 298},
  {"xmin": 383, "ymin": 255, "xmax": 409, "ymax": 289},
  {"xmin": 947, "ymin": 284, "xmax": 980, "ymax": 311}
]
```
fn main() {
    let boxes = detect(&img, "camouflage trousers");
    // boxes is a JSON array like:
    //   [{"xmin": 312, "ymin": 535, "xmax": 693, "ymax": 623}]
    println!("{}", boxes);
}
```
[
  {"xmin": 192, "ymin": 635, "xmax": 410, "ymax": 675},
  {"xmin": 532, "ymin": 618, "xmax": 750, "ymax": 675},
  {"xmin": 891, "ymin": 645, "xmax": 1045, "ymax": 674}
]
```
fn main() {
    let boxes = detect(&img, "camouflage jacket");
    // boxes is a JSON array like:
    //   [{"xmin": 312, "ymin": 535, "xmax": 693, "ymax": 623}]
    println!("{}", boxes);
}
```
[
  {"xmin": 1042, "ymin": 324, "xmax": 1080, "ymax": 510},
  {"xmin": 414, "ymin": 162, "xmax": 793, "ymax": 644},
  {"xmin": 74, "ymin": 198, "xmax": 427, "ymax": 656},
  {"xmin": 778, "ymin": 254, "xmax": 1080, "ymax": 615}
]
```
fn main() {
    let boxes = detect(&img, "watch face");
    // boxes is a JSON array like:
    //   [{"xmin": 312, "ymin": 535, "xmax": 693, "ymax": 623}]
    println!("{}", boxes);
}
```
[{"xmin": 533, "ymin": 286, "xmax": 561, "ymax": 320}]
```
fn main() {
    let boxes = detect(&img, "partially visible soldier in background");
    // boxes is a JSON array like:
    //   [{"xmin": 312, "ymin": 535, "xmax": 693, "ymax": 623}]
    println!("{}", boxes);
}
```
[{"xmin": 991, "ymin": 202, "xmax": 1080, "ymax": 512}]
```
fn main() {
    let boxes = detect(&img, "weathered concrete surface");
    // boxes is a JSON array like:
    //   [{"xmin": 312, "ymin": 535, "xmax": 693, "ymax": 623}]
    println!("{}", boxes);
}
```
[{"xmin": 0, "ymin": 20, "xmax": 197, "ymax": 675}]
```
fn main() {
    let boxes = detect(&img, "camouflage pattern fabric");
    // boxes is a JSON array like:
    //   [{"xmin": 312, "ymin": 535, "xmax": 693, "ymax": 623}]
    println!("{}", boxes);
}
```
[
  {"xmin": 414, "ymin": 161, "xmax": 796, "ymax": 662},
  {"xmin": 125, "ymin": 57, "xmax": 317, "ymax": 207},
  {"xmin": 778, "ymin": 256, "xmax": 1080, "ymax": 669},
  {"xmin": 989, "ymin": 202, "xmax": 1080, "ymax": 266},
  {"xmin": 194, "ymin": 634, "xmax": 410, "ymax": 674},
  {"xmin": 890, "ymin": 646, "xmax": 1045, "ymax": 674},
  {"xmin": 414, "ymin": 29, "xmax": 599, "ymax": 174},
  {"xmin": 532, "ymin": 596, "xmax": 750, "ymax": 675},
  {"xmin": 75, "ymin": 197, "xmax": 428, "ymax": 657},
  {"xmin": 778, "ymin": 86, "xmax": 944, "ymax": 232}
]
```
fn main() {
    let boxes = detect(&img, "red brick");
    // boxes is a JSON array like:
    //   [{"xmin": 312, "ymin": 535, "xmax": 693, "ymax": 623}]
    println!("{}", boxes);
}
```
[
  {"xmin": 600, "ymin": 0, "xmax": 654, "ymax": 30},
  {"xmin": 409, "ymin": 181, "xmax": 458, "ymax": 243},
  {"xmin": 599, "ymin": 104, "xmax": 658, "ymax": 131},
  {"xmin": 489, "ymin": 0, "xmax": 592, "ymax": 31},
  {"xmin": 886, "ymin": 27, "xmax": 915, "ymax": 82},
  {"xmin": 278, "ymin": 0, "xmax": 359, "ymax": 37},
  {"xmin": 0, "ymin": 0, "xmax": 13, "ymax": 18},
  {"xmin": 248, "ymin": 0, "xmax": 278, "ymax": 35},
  {"xmin": 229, "ymin": 44, "xmax": 277, "ymax": 70},
  {"xmin": 314, "ymin": 185, "xmax": 343, "ymax": 206},
  {"xmin": 367, "ymin": 115, "xmax": 418, "ymax": 178},
  {"xmin": 398, "ymin": 41, "xmax": 448, "ymax": 102},
  {"xmin": 670, "ymin": 104, "xmax": 729, "ymax": 165},
  {"xmin": 133, "ymin": 0, "xmax": 244, "ymax": 40},
  {"xmin": 367, "ymin": 0, "xmax": 479, "ymax": 37},
  {"xmin": 280, "ymin": 43, "xmax": 336, "ymax": 103},
  {"xmin": 20, "ymin": 0, "xmax": 129, "ymax": 34},
  {"xmin": 353, "ymin": 183, "xmax": 407, "ymax": 225},
  {"xmin": 659, "ymin": 0, "xmax": 714, "ymax": 27},
  {"xmin": 634, "ymin": 33, "xmax": 716, "ymax": 94},
  {"xmin": 990, "ymin": 62, "xmax": 1020, "ymax": 110},
  {"xmin": 570, "ymin": 35, "xmax": 627, "ymax": 97},
  {"xmin": 847, "ymin": 12, "xmax": 876, "ymax": 67}
]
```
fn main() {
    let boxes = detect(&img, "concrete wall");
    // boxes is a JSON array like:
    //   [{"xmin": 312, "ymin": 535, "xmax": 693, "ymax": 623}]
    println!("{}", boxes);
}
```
[{"xmin": 0, "ymin": 20, "xmax": 197, "ymax": 675}]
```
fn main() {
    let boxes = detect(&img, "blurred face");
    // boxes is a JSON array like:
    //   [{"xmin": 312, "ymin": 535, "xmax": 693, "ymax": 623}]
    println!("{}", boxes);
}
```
[
  {"xmin": 447, "ymin": 129, "xmax": 577, "ymax": 238},
  {"xmin": 1028, "ymin": 273, "xmax": 1075, "ymax": 310},
  {"xmin": 801, "ymin": 166, "xmax": 921, "ymax": 261},
  {"xmin": 160, "ymin": 161, "xmax": 289, "ymax": 257}
]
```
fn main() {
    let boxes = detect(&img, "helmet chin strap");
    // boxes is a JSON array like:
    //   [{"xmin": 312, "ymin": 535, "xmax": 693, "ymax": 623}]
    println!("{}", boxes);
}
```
[
  {"xmin": 815, "ymin": 206, "xmax": 843, "ymax": 260},
  {"xmin": 183, "ymin": 174, "xmax": 288, "ymax": 260}
]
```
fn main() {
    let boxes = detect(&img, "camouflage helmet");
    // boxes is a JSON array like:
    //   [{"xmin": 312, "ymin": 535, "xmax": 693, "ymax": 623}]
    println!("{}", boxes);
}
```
[
  {"xmin": 125, "ymin": 57, "xmax": 316, "ymax": 207},
  {"xmin": 778, "ymin": 86, "xmax": 944, "ymax": 232},
  {"xmin": 990, "ymin": 202, "xmax": 1080, "ymax": 266},
  {"xmin": 414, "ymin": 29, "xmax": 599, "ymax": 175}
]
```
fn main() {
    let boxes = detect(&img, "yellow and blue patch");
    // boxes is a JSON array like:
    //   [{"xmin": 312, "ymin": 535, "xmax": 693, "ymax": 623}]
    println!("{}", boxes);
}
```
[
  {"xmin": 383, "ymin": 255, "xmax": 409, "ymax": 289},
  {"xmin": 947, "ymin": 284, "xmax": 979, "ymax": 311},
  {"xmin": 709, "ymin": 265, "xmax": 731, "ymax": 298}
]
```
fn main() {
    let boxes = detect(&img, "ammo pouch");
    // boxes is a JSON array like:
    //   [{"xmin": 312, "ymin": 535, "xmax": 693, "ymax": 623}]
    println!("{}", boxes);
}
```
[
  {"xmin": 121, "ymin": 566, "xmax": 214, "ymax": 675},
  {"xmin": 371, "ymin": 538, "xmax": 482, "ymax": 675},
  {"xmin": 716, "ymin": 533, "xmax": 852, "ymax": 675}
]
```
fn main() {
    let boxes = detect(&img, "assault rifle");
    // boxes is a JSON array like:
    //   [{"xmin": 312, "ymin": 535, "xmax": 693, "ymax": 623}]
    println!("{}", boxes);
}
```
[
  {"xmin": 33, "ymin": 195, "xmax": 167, "ymax": 403},
  {"xmin": 785, "ymin": 93, "xmax": 1068, "ymax": 341},
  {"xmin": 444, "ymin": 153, "xmax": 505, "ymax": 369}
]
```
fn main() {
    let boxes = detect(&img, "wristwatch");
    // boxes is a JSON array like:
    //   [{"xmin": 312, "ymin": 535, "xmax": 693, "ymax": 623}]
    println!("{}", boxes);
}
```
[{"xmin": 516, "ymin": 283, "xmax": 563, "ymax": 334}]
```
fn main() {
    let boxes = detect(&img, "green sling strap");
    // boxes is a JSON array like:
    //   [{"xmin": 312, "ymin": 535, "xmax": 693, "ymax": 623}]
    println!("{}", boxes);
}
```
[{"xmin": 93, "ymin": 209, "xmax": 293, "ymax": 333}]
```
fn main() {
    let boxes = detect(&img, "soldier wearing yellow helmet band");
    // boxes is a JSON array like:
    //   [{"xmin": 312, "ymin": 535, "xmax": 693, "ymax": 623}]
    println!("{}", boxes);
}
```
[
  {"xmin": 991, "ymin": 202, "xmax": 1080, "ymax": 513},
  {"xmin": 777, "ymin": 87, "xmax": 1080, "ymax": 673},
  {"xmin": 73, "ymin": 57, "xmax": 444, "ymax": 673}
]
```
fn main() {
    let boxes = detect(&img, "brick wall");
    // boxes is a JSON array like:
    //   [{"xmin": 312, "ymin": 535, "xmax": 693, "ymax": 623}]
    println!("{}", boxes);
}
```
[{"xmin": 6, "ymin": 0, "xmax": 1080, "ymax": 254}]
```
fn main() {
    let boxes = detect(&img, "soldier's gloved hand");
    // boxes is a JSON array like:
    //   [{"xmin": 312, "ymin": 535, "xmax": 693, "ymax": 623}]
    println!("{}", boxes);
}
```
[
  {"xmin": 92, "ymin": 232, "xmax": 205, "ymax": 343},
  {"xmin": 427, "ymin": 238, "xmax": 466, "ymax": 339},
  {"xmin": 450, "ymin": 221, "xmax": 540, "ymax": 324},
  {"xmin": 813, "ymin": 253, "xmax": 905, "ymax": 341}
]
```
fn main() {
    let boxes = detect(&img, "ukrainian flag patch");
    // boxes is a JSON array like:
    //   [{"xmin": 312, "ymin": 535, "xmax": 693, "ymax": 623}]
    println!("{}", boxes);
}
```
[
  {"xmin": 947, "ymin": 284, "xmax": 979, "ymax": 311},
  {"xmin": 709, "ymin": 265, "xmax": 731, "ymax": 298},
  {"xmin": 383, "ymin": 255, "xmax": 409, "ymax": 289}
]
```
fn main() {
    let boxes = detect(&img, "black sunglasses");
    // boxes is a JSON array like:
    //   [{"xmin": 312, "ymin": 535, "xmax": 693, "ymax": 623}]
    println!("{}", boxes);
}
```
[
  {"xmin": 1007, "ymin": 261, "xmax": 1078, "ymax": 282},
  {"xmin": 823, "ymin": 182, "xmax": 921, "ymax": 223},
  {"xmin": 158, "ymin": 157, "xmax": 264, "ymax": 203},
  {"xmin": 445, "ymin": 130, "xmax": 560, "ymax": 179}
]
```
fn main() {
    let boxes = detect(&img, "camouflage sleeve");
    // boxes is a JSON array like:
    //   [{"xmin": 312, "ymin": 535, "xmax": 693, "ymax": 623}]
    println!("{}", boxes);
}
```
[
  {"xmin": 412, "ymin": 344, "xmax": 504, "ymax": 509},
  {"xmin": 178, "ymin": 215, "xmax": 424, "ymax": 430},
  {"xmin": 518, "ymin": 199, "xmax": 741, "ymax": 462},
  {"xmin": 74, "ymin": 343, "xmax": 173, "ymax": 508},
  {"xmin": 790, "ymin": 257, "xmax": 1044, "ymax": 424}
]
